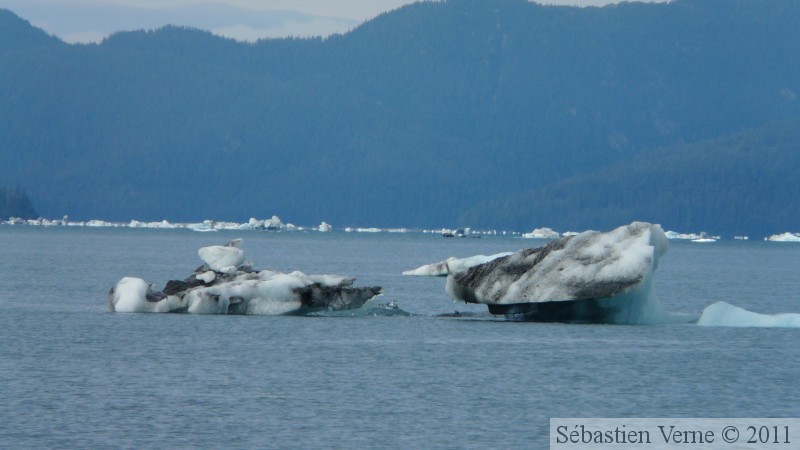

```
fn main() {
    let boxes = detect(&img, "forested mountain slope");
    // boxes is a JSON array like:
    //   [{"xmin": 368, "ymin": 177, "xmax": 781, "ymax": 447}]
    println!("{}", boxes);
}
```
[
  {"xmin": 1, "ymin": 0, "xmax": 799, "ymax": 233},
  {"xmin": 463, "ymin": 119, "xmax": 800, "ymax": 236}
]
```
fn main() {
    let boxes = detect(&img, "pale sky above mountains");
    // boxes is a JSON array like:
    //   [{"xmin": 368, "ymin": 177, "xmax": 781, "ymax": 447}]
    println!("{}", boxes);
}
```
[{"xmin": 0, "ymin": 0, "xmax": 670, "ymax": 43}]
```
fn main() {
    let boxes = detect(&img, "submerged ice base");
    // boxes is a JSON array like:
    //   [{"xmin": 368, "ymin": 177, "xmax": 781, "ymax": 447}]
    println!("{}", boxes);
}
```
[
  {"xmin": 108, "ymin": 239, "xmax": 381, "ymax": 315},
  {"xmin": 442, "ymin": 222, "xmax": 670, "ymax": 324}
]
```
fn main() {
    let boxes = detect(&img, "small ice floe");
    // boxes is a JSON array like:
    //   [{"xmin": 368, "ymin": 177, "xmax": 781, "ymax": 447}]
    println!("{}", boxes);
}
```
[
  {"xmin": 188, "ymin": 220, "xmax": 218, "ymax": 232},
  {"xmin": 242, "ymin": 216, "xmax": 285, "ymax": 231},
  {"xmin": 665, "ymin": 230, "xmax": 701, "ymax": 240},
  {"xmin": 345, "ymin": 227, "xmax": 382, "ymax": 233},
  {"xmin": 437, "ymin": 222, "xmax": 670, "ymax": 324},
  {"xmin": 86, "ymin": 219, "xmax": 118, "ymax": 227},
  {"xmin": 698, "ymin": 301, "xmax": 800, "ymax": 328},
  {"xmin": 128, "ymin": 220, "xmax": 179, "ymax": 229},
  {"xmin": 521, "ymin": 227, "xmax": 560, "ymax": 239},
  {"xmin": 108, "ymin": 239, "xmax": 382, "ymax": 315},
  {"xmin": 767, "ymin": 232, "xmax": 800, "ymax": 242}
]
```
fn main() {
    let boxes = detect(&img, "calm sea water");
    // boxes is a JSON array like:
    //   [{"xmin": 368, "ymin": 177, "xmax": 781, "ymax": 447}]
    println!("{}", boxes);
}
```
[{"xmin": 1, "ymin": 226, "xmax": 799, "ymax": 448}]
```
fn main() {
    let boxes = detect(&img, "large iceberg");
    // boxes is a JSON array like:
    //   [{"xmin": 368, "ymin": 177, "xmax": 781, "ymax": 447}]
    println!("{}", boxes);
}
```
[
  {"xmin": 108, "ymin": 239, "xmax": 381, "ymax": 315},
  {"xmin": 442, "ymin": 222, "xmax": 669, "ymax": 323}
]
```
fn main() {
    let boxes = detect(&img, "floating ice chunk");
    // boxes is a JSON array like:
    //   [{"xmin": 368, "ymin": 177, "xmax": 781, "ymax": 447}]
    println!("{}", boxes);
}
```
[
  {"xmin": 108, "ymin": 277, "xmax": 186, "ymax": 313},
  {"xmin": 445, "ymin": 222, "xmax": 669, "ymax": 323},
  {"xmin": 128, "ymin": 219, "xmax": 179, "ymax": 229},
  {"xmin": 265, "ymin": 215, "xmax": 283, "ymax": 230},
  {"xmin": 521, "ymin": 227, "xmax": 559, "ymax": 239},
  {"xmin": 665, "ymin": 231, "xmax": 701, "ymax": 240},
  {"xmin": 697, "ymin": 301, "xmax": 800, "ymax": 328},
  {"xmin": 247, "ymin": 218, "xmax": 265, "ymax": 229},
  {"xmin": 108, "ymin": 277, "xmax": 150, "ymax": 313},
  {"xmin": 109, "ymin": 239, "xmax": 381, "ymax": 315},
  {"xmin": 197, "ymin": 239, "xmax": 245, "ymax": 272},
  {"xmin": 86, "ymin": 219, "xmax": 116, "ymax": 227},
  {"xmin": 767, "ymin": 232, "xmax": 800, "ymax": 242},
  {"xmin": 318, "ymin": 222, "xmax": 333, "ymax": 232},
  {"xmin": 187, "ymin": 220, "xmax": 217, "ymax": 232},
  {"xmin": 402, "ymin": 253, "xmax": 513, "ymax": 277}
]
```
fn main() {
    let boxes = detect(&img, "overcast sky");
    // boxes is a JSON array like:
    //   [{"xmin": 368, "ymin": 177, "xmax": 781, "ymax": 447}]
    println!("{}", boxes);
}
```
[{"xmin": 0, "ymin": 0, "xmax": 669, "ymax": 43}]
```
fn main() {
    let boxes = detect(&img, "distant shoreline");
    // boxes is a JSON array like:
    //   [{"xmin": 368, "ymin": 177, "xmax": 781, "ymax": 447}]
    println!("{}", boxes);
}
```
[{"xmin": 4, "ymin": 216, "xmax": 798, "ymax": 242}]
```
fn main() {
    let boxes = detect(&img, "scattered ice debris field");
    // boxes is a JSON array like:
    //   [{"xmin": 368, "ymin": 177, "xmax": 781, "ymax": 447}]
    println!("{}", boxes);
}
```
[
  {"xmin": 6, "ymin": 215, "xmax": 800, "ymax": 242},
  {"xmin": 100, "ymin": 221, "xmax": 800, "ymax": 328}
]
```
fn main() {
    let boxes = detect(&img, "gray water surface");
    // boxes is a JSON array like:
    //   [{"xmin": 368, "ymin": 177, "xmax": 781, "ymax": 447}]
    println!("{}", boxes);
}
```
[{"xmin": 1, "ymin": 227, "xmax": 798, "ymax": 448}]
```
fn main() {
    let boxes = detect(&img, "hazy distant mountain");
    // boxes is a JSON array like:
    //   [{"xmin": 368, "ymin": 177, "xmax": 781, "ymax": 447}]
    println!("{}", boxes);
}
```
[
  {"xmin": 462, "ymin": 119, "xmax": 800, "ymax": 236},
  {"xmin": 0, "ymin": 185, "xmax": 37, "ymax": 219},
  {"xmin": 1, "ymin": 0, "xmax": 799, "ymax": 235},
  {"xmin": 0, "ymin": 9, "xmax": 62, "ymax": 50}
]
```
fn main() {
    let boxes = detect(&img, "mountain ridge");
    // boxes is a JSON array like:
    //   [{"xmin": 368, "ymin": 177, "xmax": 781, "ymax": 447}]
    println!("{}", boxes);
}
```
[{"xmin": 1, "ymin": 0, "xmax": 799, "ymax": 235}]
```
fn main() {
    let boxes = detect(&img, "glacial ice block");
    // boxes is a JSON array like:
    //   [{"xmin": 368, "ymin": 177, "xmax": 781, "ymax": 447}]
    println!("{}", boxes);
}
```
[
  {"xmin": 109, "ymin": 239, "xmax": 381, "ymax": 315},
  {"xmin": 445, "ymin": 222, "xmax": 669, "ymax": 323}
]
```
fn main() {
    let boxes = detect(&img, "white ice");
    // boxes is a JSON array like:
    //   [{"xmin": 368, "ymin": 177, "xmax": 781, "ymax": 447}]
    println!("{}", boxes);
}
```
[
  {"xmin": 196, "ymin": 271, "xmax": 216, "ymax": 284},
  {"xmin": 197, "ymin": 239, "xmax": 245, "ymax": 272},
  {"xmin": 108, "ymin": 277, "xmax": 185, "ymax": 313},
  {"xmin": 447, "ymin": 222, "xmax": 668, "ymax": 305},
  {"xmin": 402, "ymin": 252, "xmax": 512, "ymax": 277},
  {"xmin": 697, "ymin": 301, "xmax": 800, "ymax": 328},
  {"xmin": 108, "ymin": 277, "xmax": 151, "ymax": 313},
  {"xmin": 179, "ymin": 270, "xmax": 354, "ymax": 315},
  {"xmin": 431, "ymin": 222, "xmax": 674, "ymax": 324},
  {"xmin": 767, "ymin": 232, "xmax": 800, "ymax": 242},
  {"xmin": 109, "ymin": 238, "xmax": 378, "ymax": 315},
  {"xmin": 521, "ymin": 227, "xmax": 560, "ymax": 239},
  {"xmin": 665, "ymin": 230, "xmax": 702, "ymax": 240}
]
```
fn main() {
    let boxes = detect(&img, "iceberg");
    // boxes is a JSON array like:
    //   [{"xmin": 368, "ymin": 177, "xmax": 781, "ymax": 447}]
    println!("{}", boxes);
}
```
[
  {"xmin": 443, "ymin": 222, "xmax": 669, "ymax": 323},
  {"xmin": 767, "ymin": 232, "xmax": 800, "ymax": 242},
  {"xmin": 188, "ymin": 220, "xmax": 218, "ymax": 232},
  {"xmin": 108, "ymin": 239, "xmax": 381, "ymax": 315},
  {"xmin": 698, "ymin": 301, "xmax": 800, "ymax": 328},
  {"xmin": 665, "ymin": 230, "xmax": 701, "ymax": 240},
  {"xmin": 107, "ymin": 277, "xmax": 176, "ymax": 313},
  {"xmin": 265, "ymin": 215, "xmax": 284, "ymax": 230},
  {"xmin": 521, "ymin": 227, "xmax": 560, "ymax": 239}
]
